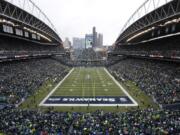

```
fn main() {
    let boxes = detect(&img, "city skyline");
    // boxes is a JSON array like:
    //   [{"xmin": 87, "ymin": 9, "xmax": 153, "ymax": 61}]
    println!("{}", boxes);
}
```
[
  {"xmin": 72, "ymin": 27, "xmax": 103, "ymax": 49},
  {"xmin": 33, "ymin": 0, "xmax": 145, "ymax": 45}
]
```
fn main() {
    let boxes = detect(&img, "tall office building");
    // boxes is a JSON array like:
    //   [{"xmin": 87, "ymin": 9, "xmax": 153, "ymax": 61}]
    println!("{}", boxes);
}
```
[
  {"xmin": 72, "ymin": 38, "xmax": 85, "ymax": 49},
  {"xmin": 85, "ymin": 27, "xmax": 103, "ymax": 48},
  {"xmin": 92, "ymin": 26, "xmax": 97, "ymax": 48},
  {"xmin": 85, "ymin": 34, "xmax": 93, "ymax": 48},
  {"xmin": 97, "ymin": 33, "xmax": 103, "ymax": 47}
]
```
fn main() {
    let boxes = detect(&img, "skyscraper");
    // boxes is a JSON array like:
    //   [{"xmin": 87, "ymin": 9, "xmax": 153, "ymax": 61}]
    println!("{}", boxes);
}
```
[
  {"xmin": 85, "ymin": 34, "xmax": 93, "ymax": 48},
  {"xmin": 85, "ymin": 27, "xmax": 103, "ymax": 48},
  {"xmin": 92, "ymin": 26, "xmax": 97, "ymax": 48},
  {"xmin": 97, "ymin": 33, "xmax": 103, "ymax": 47}
]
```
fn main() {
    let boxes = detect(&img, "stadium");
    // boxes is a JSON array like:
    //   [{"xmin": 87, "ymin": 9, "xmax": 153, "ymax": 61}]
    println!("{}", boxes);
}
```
[{"xmin": 0, "ymin": 0, "xmax": 179, "ymax": 134}]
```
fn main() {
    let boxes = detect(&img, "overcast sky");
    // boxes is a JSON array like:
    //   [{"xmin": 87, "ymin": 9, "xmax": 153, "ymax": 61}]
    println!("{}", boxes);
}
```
[{"xmin": 33, "ymin": 0, "xmax": 145, "ymax": 45}]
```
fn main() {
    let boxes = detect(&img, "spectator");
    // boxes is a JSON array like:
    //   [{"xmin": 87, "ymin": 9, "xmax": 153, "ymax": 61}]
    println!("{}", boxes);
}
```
[
  {"xmin": 0, "ymin": 58, "xmax": 70, "ymax": 106},
  {"xmin": 0, "ymin": 108, "xmax": 179, "ymax": 134},
  {"xmin": 108, "ymin": 58, "xmax": 180, "ymax": 105}
]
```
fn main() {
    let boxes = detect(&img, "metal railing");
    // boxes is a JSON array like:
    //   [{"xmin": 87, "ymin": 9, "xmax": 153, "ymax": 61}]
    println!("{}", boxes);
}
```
[
  {"xmin": 117, "ymin": 0, "xmax": 178, "ymax": 43},
  {"xmin": 121, "ymin": 0, "xmax": 173, "ymax": 34},
  {"xmin": 1, "ymin": 0, "xmax": 61, "ymax": 43},
  {"xmin": 5, "ymin": 0, "xmax": 57, "ymax": 33}
]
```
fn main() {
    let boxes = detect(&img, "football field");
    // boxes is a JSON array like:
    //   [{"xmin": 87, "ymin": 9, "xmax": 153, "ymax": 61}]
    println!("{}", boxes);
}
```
[{"xmin": 40, "ymin": 67, "xmax": 138, "ymax": 106}]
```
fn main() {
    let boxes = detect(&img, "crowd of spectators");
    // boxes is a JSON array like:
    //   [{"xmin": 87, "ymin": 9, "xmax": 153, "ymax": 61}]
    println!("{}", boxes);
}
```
[
  {"xmin": 112, "ymin": 50, "xmax": 180, "ymax": 59},
  {"xmin": 0, "ymin": 37, "xmax": 179, "ymax": 134},
  {"xmin": 0, "ymin": 58, "xmax": 70, "ymax": 106},
  {"xmin": 71, "ymin": 48, "xmax": 106, "ymax": 66},
  {"xmin": 72, "ymin": 48, "xmax": 105, "ymax": 61},
  {"xmin": 0, "ymin": 57, "xmax": 179, "ymax": 134},
  {"xmin": 108, "ymin": 58, "xmax": 180, "ymax": 106},
  {"xmin": 0, "ymin": 108, "xmax": 179, "ymax": 134},
  {"xmin": 81, "ymin": 48, "xmax": 104, "ymax": 60},
  {"xmin": 114, "ymin": 37, "xmax": 180, "ymax": 59},
  {"xmin": 0, "ymin": 37, "xmax": 64, "ymax": 57}
]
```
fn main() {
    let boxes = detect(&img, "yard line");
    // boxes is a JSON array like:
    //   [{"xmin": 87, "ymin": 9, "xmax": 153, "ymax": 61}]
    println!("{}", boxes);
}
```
[
  {"xmin": 92, "ymin": 69, "xmax": 96, "ymax": 98},
  {"xmin": 94, "ymin": 80, "xmax": 95, "ymax": 98},
  {"xmin": 81, "ymin": 68, "xmax": 85, "ymax": 98}
]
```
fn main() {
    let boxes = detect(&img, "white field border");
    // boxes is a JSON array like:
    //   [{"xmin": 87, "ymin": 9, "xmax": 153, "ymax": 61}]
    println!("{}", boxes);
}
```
[
  {"xmin": 39, "ymin": 67, "xmax": 138, "ymax": 107},
  {"xmin": 39, "ymin": 68, "xmax": 74, "ymax": 106},
  {"xmin": 104, "ymin": 68, "xmax": 138, "ymax": 106}
]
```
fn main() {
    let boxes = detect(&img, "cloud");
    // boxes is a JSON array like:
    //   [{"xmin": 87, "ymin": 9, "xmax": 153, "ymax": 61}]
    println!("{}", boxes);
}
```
[{"xmin": 33, "ymin": 0, "xmax": 145, "ymax": 45}]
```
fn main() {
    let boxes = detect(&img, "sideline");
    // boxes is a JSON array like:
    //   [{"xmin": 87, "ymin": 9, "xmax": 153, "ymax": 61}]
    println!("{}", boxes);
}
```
[
  {"xmin": 39, "ymin": 68, "xmax": 75, "ymax": 106},
  {"xmin": 104, "ymin": 68, "xmax": 138, "ymax": 106}
]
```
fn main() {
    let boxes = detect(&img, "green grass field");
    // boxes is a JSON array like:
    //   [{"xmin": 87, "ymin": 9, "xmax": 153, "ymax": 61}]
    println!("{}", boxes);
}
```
[
  {"xmin": 20, "ymin": 67, "xmax": 158, "ymax": 112},
  {"xmin": 52, "ymin": 67, "xmax": 125, "ymax": 97}
]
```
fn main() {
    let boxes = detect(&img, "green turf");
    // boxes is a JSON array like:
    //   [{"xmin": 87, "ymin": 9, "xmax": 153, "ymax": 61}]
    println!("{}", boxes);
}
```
[
  {"xmin": 20, "ymin": 67, "xmax": 158, "ymax": 112},
  {"xmin": 53, "ymin": 67, "xmax": 125, "ymax": 97}
]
